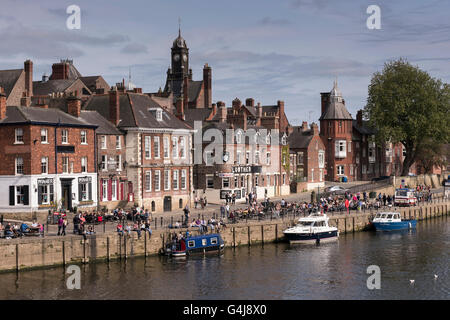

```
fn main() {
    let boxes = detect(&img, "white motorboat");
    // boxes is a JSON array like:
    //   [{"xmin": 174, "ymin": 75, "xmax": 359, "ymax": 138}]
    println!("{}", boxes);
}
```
[{"xmin": 283, "ymin": 213, "xmax": 339, "ymax": 244}]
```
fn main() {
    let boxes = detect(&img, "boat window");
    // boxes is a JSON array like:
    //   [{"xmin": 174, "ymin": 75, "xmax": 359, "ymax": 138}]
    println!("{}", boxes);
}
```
[
  {"xmin": 380, "ymin": 214, "xmax": 386, "ymax": 218},
  {"xmin": 188, "ymin": 240, "xmax": 195, "ymax": 247},
  {"xmin": 202, "ymin": 239, "xmax": 207, "ymax": 246},
  {"xmin": 394, "ymin": 214, "xmax": 399, "ymax": 219},
  {"xmin": 396, "ymin": 190, "xmax": 407, "ymax": 197},
  {"xmin": 211, "ymin": 237, "xmax": 218, "ymax": 245},
  {"xmin": 375, "ymin": 214, "xmax": 381, "ymax": 218},
  {"xmin": 300, "ymin": 221, "xmax": 314, "ymax": 226},
  {"xmin": 386, "ymin": 214, "xmax": 393, "ymax": 219}
]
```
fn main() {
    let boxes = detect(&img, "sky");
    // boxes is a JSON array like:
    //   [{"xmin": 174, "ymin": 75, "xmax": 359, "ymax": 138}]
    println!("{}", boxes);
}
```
[{"xmin": 1, "ymin": 0, "xmax": 449, "ymax": 126}]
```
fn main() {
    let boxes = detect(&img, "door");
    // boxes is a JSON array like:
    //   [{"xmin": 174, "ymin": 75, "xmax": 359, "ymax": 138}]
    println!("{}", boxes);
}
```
[
  {"xmin": 60, "ymin": 179, "xmax": 73, "ymax": 211},
  {"xmin": 163, "ymin": 196, "xmax": 172, "ymax": 212}
]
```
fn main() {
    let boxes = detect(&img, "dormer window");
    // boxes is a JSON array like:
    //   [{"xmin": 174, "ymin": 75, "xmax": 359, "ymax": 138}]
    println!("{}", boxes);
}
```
[{"xmin": 156, "ymin": 109, "xmax": 162, "ymax": 121}]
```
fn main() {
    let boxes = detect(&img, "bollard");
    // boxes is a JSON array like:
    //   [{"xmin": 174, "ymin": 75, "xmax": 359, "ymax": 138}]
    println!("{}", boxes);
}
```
[
  {"xmin": 171, "ymin": 216, "xmax": 173, "ymax": 227},
  {"xmin": 155, "ymin": 219, "xmax": 157, "ymax": 230},
  {"xmin": 160, "ymin": 217, "xmax": 163, "ymax": 228},
  {"xmin": 103, "ymin": 221, "xmax": 106, "ymax": 233},
  {"xmin": 232, "ymin": 227, "xmax": 236, "ymax": 248},
  {"xmin": 107, "ymin": 237, "xmax": 110, "ymax": 262},
  {"xmin": 261, "ymin": 225, "xmax": 264, "ymax": 245}
]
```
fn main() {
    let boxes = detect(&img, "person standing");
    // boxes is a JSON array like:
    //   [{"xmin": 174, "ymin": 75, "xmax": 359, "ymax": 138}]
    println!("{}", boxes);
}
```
[
  {"xmin": 61, "ymin": 218, "xmax": 67, "ymax": 236},
  {"xmin": 57, "ymin": 216, "xmax": 64, "ymax": 236},
  {"xmin": 183, "ymin": 204, "xmax": 190, "ymax": 227}
]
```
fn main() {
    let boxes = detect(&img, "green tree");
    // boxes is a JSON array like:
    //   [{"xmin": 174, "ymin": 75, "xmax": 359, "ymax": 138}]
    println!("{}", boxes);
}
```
[{"xmin": 364, "ymin": 58, "xmax": 450, "ymax": 176}]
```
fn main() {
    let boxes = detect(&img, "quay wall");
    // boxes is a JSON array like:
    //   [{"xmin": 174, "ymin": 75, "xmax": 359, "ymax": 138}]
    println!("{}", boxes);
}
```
[{"xmin": 0, "ymin": 200, "xmax": 448, "ymax": 273}]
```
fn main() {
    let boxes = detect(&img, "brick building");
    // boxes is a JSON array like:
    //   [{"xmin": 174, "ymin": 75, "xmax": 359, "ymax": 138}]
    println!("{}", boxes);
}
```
[
  {"xmin": 0, "ymin": 89, "xmax": 97, "ymax": 213},
  {"xmin": 84, "ymin": 87, "xmax": 194, "ymax": 213},
  {"xmin": 288, "ymin": 122, "xmax": 326, "ymax": 191}
]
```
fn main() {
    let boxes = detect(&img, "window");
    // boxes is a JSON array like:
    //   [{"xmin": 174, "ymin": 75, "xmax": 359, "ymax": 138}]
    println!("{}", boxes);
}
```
[
  {"xmin": 281, "ymin": 134, "xmax": 287, "ymax": 145},
  {"xmin": 241, "ymin": 175, "xmax": 245, "ymax": 187},
  {"xmin": 255, "ymin": 175, "xmax": 259, "ymax": 187},
  {"xmin": 16, "ymin": 157, "xmax": 24, "ymax": 175},
  {"xmin": 335, "ymin": 140, "xmax": 346, "ymax": 158},
  {"xmin": 80, "ymin": 130, "xmax": 87, "ymax": 144},
  {"xmin": 101, "ymin": 135, "xmax": 106, "ymax": 149},
  {"xmin": 62, "ymin": 130, "xmax": 68, "ymax": 144},
  {"xmin": 155, "ymin": 170, "xmax": 161, "ymax": 191},
  {"xmin": 156, "ymin": 109, "xmax": 162, "ymax": 121},
  {"xmin": 41, "ymin": 157, "xmax": 48, "ymax": 174},
  {"xmin": 41, "ymin": 128, "xmax": 48, "ymax": 143},
  {"xmin": 222, "ymin": 178, "xmax": 230, "ymax": 188},
  {"xmin": 164, "ymin": 169, "xmax": 170, "ymax": 190},
  {"xmin": 265, "ymin": 134, "xmax": 271, "ymax": 145},
  {"xmin": 236, "ymin": 130, "xmax": 242, "ymax": 143},
  {"xmin": 337, "ymin": 165, "xmax": 345, "ymax": 176},
  {"xmin": 246, "ymin": 151, "xmax": 250, "ymax": 164},
  {"xmin": 81, "ymin": 157, "xmax": 87, "ymax": 173},
  {"xmin": 102, "ymin": 179, "xmax": 108, "ymax": 201},
  {"xmin": 151, "ymin": 201, "xmax": 155, "ymax": 211},
  {"xmin": 116, "ymin": 136, "xmax": 121, "ymax": 149},
  {"xmin": 188, "ymin": 240, "xmax": 195, "ymax": 248},
  {"xmin": 348, "ymin": 141, "xmax": 352, "ymax": 153},
  {"xmin": 111, "ymin": 179, "xmax": 117, "ymax": 200},
  {"xmin": 181, "ymin": 170, "xmax": 187, "ymax": 190},
  {"xmin": 15, "ymin": 128, "xmax": 24, "ymax": 143},
  {"xmin": 283, "ymin": 173, "xmax": 286, "ymax": 185},
  {"xmin": 180, "ymin": 137, "xmax": 186, "ymax": 158},
  {"xmin": 173, "ymin": 170, "xmax": 179, "ymax": 190},
  {"xmin": 350, "ymin": 165, "xmax": 354, "ymax": 176},
  {"xmin": 154, "ymin": 137, "xmax": 160, "ymax": 158},
  {"xmin": 311, "ymin": 169, "xmax": 314, "ymax": 182},
  {"xmin": 163, "ymin": 137, "xmax": 169, "ymax": 158},
  {"xmin": 211, "ymin": 237, "xmax": 218, "ymax": 245},
  {"xmin": 101, "ymin": 155, "xmax": 107, "ymax": 171},
  {"xmin": 255, "ymin": 151, "xmax": 260, "ymax": 164},
  {"xmin": 206, "ymin": 175, "xmax": 214, "ymax": 189},
  {"xmin": 202, "ymin": 239, "xmax": 207, "ymax": 246},
  {"xmin": 115, "ymin": 155, "xmax": 121, "ymax": 171},
  {"xmin": 144, "ymin": 136, "xmax": 151, "ymax": 159},
  {"xmin": 172, "ymin": 137, "xmax": 178, "ymax": 159},
  {"xmin": 234, "ymin": 176, "xmax": 238, "ymax": 188},
  {"xmin": 298, "ymin": 152, "xmax": 304, "ymax": 164},
  {"xmin": 266, "ymin": 152, "xmax": 271, "ymax": 165},
  {"xmin": 145, "ymin": 171, "xmax": 151, "ymax": 191},
  {"xmin": 318, "ymin": 151, "xmax": 325, "ymax": 168},
  {"xmin": 16, "ymin": 186, "xmax": 26, "ymax": 204},
  {"xmin": 38, "ymin": 184, "xmax": 53, "ymax": 205},
  {"xmin": 62, "ymin": 157, "xmax": 69, "ymax": 173}
]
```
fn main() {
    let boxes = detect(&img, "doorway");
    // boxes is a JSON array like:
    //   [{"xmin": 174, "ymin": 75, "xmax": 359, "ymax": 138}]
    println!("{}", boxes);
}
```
[
  {"xmin": 163, "ymin": 196, "xmax": 172, "ymax": 212},
  {"xmin": 60, "ymin": 179, "xmax": 73, "ymax": 211}
]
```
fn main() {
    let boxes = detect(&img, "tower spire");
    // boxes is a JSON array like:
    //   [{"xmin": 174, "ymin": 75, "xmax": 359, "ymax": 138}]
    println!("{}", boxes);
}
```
[{"xmin": 178, "ymin": 17, "xmax": 181, "ymax": 37}]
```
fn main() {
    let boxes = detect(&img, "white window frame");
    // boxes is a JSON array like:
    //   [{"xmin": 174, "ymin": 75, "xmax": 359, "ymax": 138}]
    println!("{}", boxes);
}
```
[
  {"xmin": 164, "ymin": 169, "xmax": 170, "ymax": 190},
  {"xmin": 155, "ymin": 170, "xmax": 161, "ymax": 191},
  {"xmin": 102, "ymin": 179, "xmax": 108, "ymax": 201},
  {"xmin": 266, "ymin": 152, "xmax": 271, "ymax": 165},
  {"xmin": 15, "ymin": 157, "xmax": 24, "ymax": 175},
  {"xmin": 116, "ymin": 136, "xmax": 121, "ymax": 149},
  {"xmin": 318, "ymin": 151, "xmax": 325, "ymax": 169},
  {"xmin": 41, "ymin": 128, "xmax": 48, "ymax": 144},
  {"xmin": 101, "ymin": 135, "xmax": 107, "ymax": 149},
  {"xmin": 116, "ymin": 155, "xmax": 121, "ymax": 172},
  {"xmin": 81, "ymin": 157, "xmax": 87, "ymax": 173},
  {"xmin": 101, "ymin": 155, "xmax": 107, "ymax": 171},
  {"xmin": 180, "ymin": 137, "xmax": 186, "ymax": 159},
  {"xmin": 335, "ymin": 140, "xmax": 346, "ymax": 158},
  {"xmin": 163, "ymin": 137, "xmax": 169, "ymax": 159},
  {"xmin": 111, "ymin": 179, "xmax": 117, "ymax": 201},
  {"xmin": 62, "ymin": 157, "xmax": 69, "ymax": 174},
  {"xmin": 80, "ymin": 130, "xmax": 87, "ymax": 145},
  {"xmin": 172, "ymin": 136, "xmax": 178, "ymax": 159},
  {"xmin": 181, "ymin": 169, "xmax": 187, "ymax": 190},
  {"xmin": 62, "ymin": 129, "xmax": 68, "ymax": 144},
  {"xmin": 145, "ymin": 136, "xmax": 151, "ymax": 159},
  {"xmin": 337, "ymin": 165, "xmax": 345, "ymax": 176},
  {"xmin": 154, "ymin": 136, "xmax": 160, "ymax": 159},
  {"xmin": 173, "ymin": 170, "xmax": 179, "ymax": 190},
  {"xmin": 15, "ymin": 128, "xmax": 24, "ymax": 144},
  {"xmin": 145, "ymin": 171, "xmax": 152, "ymax": 192},
  {"xmin": 206, "ymin": 175, "xmax": 214, "ymax": 189},
  {"xmin": 41, "ymin": 157, "xmax": 48, "ymax": 174}
]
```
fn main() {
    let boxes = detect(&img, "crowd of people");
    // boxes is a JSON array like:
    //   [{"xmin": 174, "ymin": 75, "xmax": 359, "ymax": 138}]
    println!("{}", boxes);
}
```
[{"xmin": 0, "ymin": 220, "xmax": 43, "ymax": 239}]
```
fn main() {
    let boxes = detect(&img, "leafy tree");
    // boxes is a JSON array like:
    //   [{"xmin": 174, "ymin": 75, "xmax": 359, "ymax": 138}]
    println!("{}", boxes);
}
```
[{"xmin": 364, "ymin": 58, "xmax": 450, "ymax": 176}]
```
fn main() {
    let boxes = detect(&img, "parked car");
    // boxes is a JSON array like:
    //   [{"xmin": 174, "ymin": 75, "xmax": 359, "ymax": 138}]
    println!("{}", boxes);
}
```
[{"xmin": 325, "ymin": 185, "xmax": 348, "ymax": 195}]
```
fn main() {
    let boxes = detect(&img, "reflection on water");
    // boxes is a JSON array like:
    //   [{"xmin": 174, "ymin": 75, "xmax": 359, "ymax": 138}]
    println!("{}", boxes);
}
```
[{"xmin": 0, "ymin": 217, "xmax": 448, "ymax": 300}]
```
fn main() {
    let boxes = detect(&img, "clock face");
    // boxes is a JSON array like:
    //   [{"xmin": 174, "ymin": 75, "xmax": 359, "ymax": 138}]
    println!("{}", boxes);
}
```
[
  {"xmin": 182, "ymin": 54, "xmax": 187, "ymax": 62},
  {"xmin": 173, "ymin": 54, "xmax": 180, "ymax": 62}
]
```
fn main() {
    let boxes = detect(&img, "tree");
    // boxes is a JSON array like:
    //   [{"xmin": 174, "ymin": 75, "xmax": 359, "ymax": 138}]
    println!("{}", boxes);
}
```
[{"xmin": 364, "ymin": 58, "xmax": 450, "ymax": 176}]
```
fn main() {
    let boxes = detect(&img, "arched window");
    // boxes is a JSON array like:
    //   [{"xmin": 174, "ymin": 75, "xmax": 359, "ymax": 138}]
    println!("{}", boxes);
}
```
[
  {"xmin": 235, "ymin": 130, "xmax": 242, "ymax": 144},
  {"xmin": 151, "ymin": 201, "xmax": 155, "ymax": 212},
  {"xmin": 179, "ymin": 199, "xmax": 183, "ymax": 208}
]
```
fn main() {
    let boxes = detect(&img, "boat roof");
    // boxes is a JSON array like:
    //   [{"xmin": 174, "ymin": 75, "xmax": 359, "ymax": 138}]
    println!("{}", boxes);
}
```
[
  {"xmin": 375, "ymin": 211, "xmax": 401, "ymax": 215},
  {"xmin": 186, "ymin": 233, "xmax": 222, "ymax": 240},
  {"xmin": 298, "ymin": 214, "xmax": 328, "ymax": 222},
  {"xmin": 396, "ymin": 188, "xmax": 415, "ymax": 191}
]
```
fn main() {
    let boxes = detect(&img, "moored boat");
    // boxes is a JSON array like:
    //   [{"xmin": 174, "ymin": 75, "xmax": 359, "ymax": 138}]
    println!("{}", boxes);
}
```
[
  {"xmin": 283, "ymin": 213, "xmax": 339, "ymax": 244},
  {"xmin": 372, "ymin": 212, "xmax": 417, "ymax": 231},
  {"xmin": 161, "ymin": 233, "xmax": 225, "ymax": 257}
]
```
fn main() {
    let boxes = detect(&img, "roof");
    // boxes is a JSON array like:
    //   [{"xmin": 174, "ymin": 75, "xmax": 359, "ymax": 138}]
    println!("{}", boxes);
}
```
[
  {"xmin": 33, "ymin": 79, "xmax": 78, "ymax": 96},
  {"xmin": 287, "ymin": 129, "xmax": 313, "ymax": 149},
  {"xmin": 79, "ymin": 76, "xmax": 101, "ymax": 88},
  {"xmin": 0, "ymin": 69, "xmax": 23, "ymax": 97},
  {"xmin": 79, "ymin": 110, "xmax": 122, "ymax": 135},
  {"xmin": 352, "ymin": 120, "xmax": 376, "ymax": 135},
  {"xmin": 0, "ymin": 106, "xmax": 97, "ymax": 128},
  {"xmin": 188, "ymin": 80, "xmax": 203, "ymax": 102},
  {"xmin": 184, "ymin": 108, "xmax": 213, "ymax": 127},
  {"xmin": 319, "ymin": 99, "xmax": 352, "ymax": 120},
  {"xmin": 84, "ymin": 92, "xmax": 192, "ymax": 130}
]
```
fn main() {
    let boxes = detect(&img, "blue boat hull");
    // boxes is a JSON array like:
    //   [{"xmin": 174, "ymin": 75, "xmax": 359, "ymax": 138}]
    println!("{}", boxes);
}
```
[
  {"xmin": 373, "ymin": 220, "xmax": 417, "ymax": 231},
  {"xmin": 284, "ymin": 230, "xmax": 339, "ymax": 243}
]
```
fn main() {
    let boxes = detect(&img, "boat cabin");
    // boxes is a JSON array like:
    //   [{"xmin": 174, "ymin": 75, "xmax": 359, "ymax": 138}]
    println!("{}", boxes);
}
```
[
  {"xmin": 373, "ymin": 212, "xmax": 401, "ymax": 222},
  {"xmin": 394, "ymin": 188, "xmax": 417, "ymax": 206}
]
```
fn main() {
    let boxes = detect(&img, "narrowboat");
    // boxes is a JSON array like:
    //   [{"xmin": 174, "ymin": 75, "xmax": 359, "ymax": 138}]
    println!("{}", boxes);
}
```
[
  {"xmin": 283, "ymin": 213, "xmax": 339, "ymax": 244},
  {"xmin": 372, "ymin": 212, "xmax": 417, "ymax": 231},
  {"xmin": 161, "ymin": 233, "xmax": 225, "ymax": 257}
]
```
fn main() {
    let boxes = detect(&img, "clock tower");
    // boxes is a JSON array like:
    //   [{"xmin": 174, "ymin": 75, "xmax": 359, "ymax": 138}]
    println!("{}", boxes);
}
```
[{"xmin": 171, "ymin": 27, "xmax": 189, "ymax": 81}]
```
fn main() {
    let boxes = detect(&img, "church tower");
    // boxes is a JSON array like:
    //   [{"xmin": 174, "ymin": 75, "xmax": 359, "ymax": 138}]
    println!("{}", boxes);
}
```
[{"xmin": 170, "ymin": 27, "xmax": 189, "ymax": 81}]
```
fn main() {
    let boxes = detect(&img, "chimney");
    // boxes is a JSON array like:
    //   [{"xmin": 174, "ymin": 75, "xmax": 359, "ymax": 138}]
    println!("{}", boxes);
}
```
[
  {"xmin": 20, "ymin": 92, "xmax": 31, "ymax": 107},
  {"xmin": 183, "ymin": 75, "xmax": 189, "ymax": 110},
  {"xmin": 320, "ymin": 92, "xmax": 330, "ymax": 117},
  {"xmin": 175, "ymin": 97, "xmax": 184, "ymax": 121},
  {"xmin": 277, "ymin": 100, "xmax": 284, "ymax": 131},
  {"xmin": 203, "ymin": 64, "xmax": 212, "ymax": 108},
  {"xmin": 357, "ymin": 110, "xmax": 363, "ymax": 126},
  {"xmin": 24, "ymin": 60, "xmax": 33, "ymax": 97},
  {"xmin": 133, "ymin": 88, "xmax": 142, "ymax": 94},
  {"xmin": 67, "ymin": 93, "xmax": 81, "ymax": 117},
  {"xmin": 36, "ymin": 98, "xmax": 48, "ymax": 109},
  {"xmin": 311, "ymin": 123, "xmax": 319, "ymax": 136},
  {"xmin": 0, "ymin": 87, "xmax": 6, "ymax": 120},
  {"xmin": 301, "ymin": 121, "xmax": 308, "ymax": 132},
  {"xmin": 217, "ymin": 101, "xmax": 227, "ymax": 123},
  {"xmin": 245, "ymin": 98, "xmax": 254, "ymax": 107},
  {"xmin": 241, "ymin": 111, "xmax": 247, "ymax": 131},
  {"xmin": 211, "ymin": 103, "xmax": 217, "ymax": 116},
  {"xmin": 232, "ymin": 98, "xmax": 241, "ymax": 111},
  {"xmin": 109, "ymin": 89, "xmax": 120, "ymax": 126},
  {"xmin": 256, "ymin": 102, "xmax": 262, "ymax": 126},
  {"xmin": 189, "ymin": 68, "xmax": 193, "ymax": 81},
  {"xmin": 50, "ymin": 61, "xmax": 70, "ymax": 80}
]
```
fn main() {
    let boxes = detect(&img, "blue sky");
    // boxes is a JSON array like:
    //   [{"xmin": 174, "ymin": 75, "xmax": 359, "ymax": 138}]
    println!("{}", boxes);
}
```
[{"xmin": 1, "ymin": 0, "xmax": 449, "ymax": 125}]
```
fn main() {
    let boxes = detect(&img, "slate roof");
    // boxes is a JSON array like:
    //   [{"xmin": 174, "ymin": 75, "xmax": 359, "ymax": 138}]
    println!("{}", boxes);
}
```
[
  {"xmin": 184, "ymin": 108, "xmax": 213, "ymax": 127},
  {"xmin": 79, "ymin": 110, "xmax": 122, "ymax": 135},
  {"xmin": 287, "ymin": 129, "xmax": 313, "ymax": 149},
  {"xmin": 319, "ymin": 99, "xmax": 352, "ymax": 120},
  {"xmin": 0, "ymin": 106, "xmax": 97, "ymax": 128},
  {"xmin": 352, "ymin": 120, "xmax": 377, "ymax": 135},
  {"xmin": 33, "ymin": 79, "xmax": 79, "ymax": 96},
  {"xmin": 0, "ymin": 69, "xmax": 23, "ymax": 97},
  {"xmin": 165, "ymin": 78, "xmax": 203, "ymax": 103},
  {"xmin": 83, "ymin": 93, "xmax": 192, "ymax": 130},
  {"xmin": 79, "ymin": 76, "xmax": 101, "ymax": 88}
]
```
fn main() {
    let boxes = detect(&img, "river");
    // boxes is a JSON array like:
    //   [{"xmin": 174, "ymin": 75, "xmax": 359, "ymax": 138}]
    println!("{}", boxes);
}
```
[{"xmin": 0, "ymin": 216, "xmax": 448, "ymax": 300}]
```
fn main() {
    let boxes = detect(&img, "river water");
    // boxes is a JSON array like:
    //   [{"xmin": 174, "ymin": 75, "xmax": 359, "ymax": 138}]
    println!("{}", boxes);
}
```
[{"xmin": 0, "ymin": 216, "xmax": 448, "ymax": 300}]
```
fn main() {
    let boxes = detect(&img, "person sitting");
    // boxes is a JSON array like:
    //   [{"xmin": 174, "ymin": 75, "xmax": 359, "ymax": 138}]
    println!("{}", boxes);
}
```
[
  {"xmin": 20, "ymin": 223, "xmax": 30, "ymax": 235},
  {"xmin": 116, "ymin": 224, "xmax": 124, "ymax": 235},
  {"xmin": 4, "ymin": 223, "xmax": 14, "ymax": 239},
  {"xmin": 86, "ymin": 225, "xmax": 95, "ymax": 235}
]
